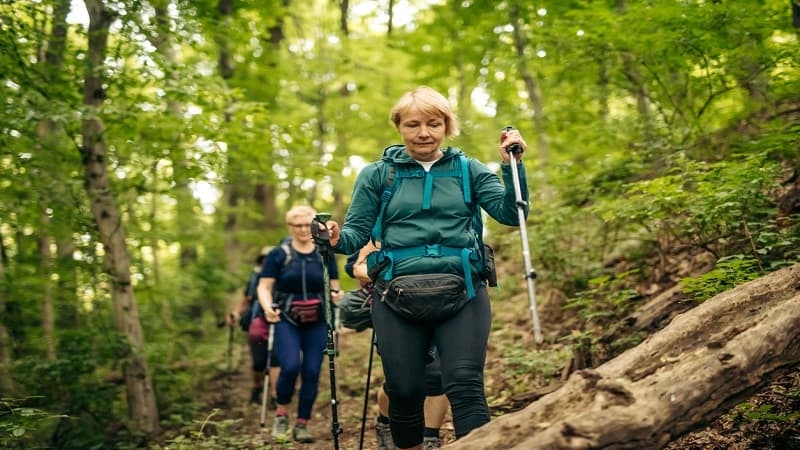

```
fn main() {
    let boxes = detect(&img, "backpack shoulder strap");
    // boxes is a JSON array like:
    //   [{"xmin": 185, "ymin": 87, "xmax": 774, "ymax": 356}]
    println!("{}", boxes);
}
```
[
  {"xmin": 281, "ymin": 242, "xmax": 294, "ymax": 269},
  {"xmin": 459, "ymin": 154, "xmax": 472, "ymax": 204},
  {"xmin": 370, "ymin": 162, "xmax": 398, "ymax": 243},
  {"xmin": 371, "ymin": 155, "xmax": 474, "ymax": 242}
]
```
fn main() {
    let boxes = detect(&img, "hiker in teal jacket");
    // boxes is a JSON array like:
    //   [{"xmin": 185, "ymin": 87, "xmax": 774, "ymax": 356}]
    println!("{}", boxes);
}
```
[{"xmin": 327, "ymin": 86, "xmax": 529, "ymax": 450}]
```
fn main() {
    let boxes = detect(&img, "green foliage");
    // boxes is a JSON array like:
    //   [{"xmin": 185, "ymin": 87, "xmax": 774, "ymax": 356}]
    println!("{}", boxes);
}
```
[
  {"xmin": 147, "ymin": 410, "xmax": 253, "ymax": 450},
  {"xmin": 10, "ymin": 329, "xmax": 129, "ymax": 448},
  {"xmin": 564, "ymin": 269, "xmax": 642, "ymax": 325},
  {"xmin": 500, "ymin": 346, "xmax": 571, "ymax": 382},
  {"xmin": 680, "ymin": 256, "xmax": 762, "ymax": 302},
  {"xmin": 0, "ymin": 398, "xmax": 67, "ymax": 450},
  {"xmin": 2, "ymin": 0, "xmax": 799, "ymax": 447},
  {"xmin": 729, "ymin": 403, "xmax": 800, "ymax": 426}
]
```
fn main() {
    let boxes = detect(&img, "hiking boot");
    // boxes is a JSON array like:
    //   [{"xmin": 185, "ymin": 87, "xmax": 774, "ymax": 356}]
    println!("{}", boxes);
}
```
[
  {"xmin": 271, "ymin": 415, "xmax": 289, "ymax": 440},
  {"xmin": 375, "ymin": 421, "xmax": 396, "ymax": 450},
  {"xmin": 249, "ymin": 387, "xmax": 262, "ymax": 404},
  {"xmin": 423, "ymin": 436, "xmax": 441, "ymax": 450},
  {"xmin": 292, "ymin": 423, "xmax": 314, "ymax": 443}
]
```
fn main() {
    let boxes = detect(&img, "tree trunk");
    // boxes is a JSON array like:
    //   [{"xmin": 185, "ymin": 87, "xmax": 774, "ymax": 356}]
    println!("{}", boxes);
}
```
[
  {"xmin": 0, "ymin": 233, "xmax": 14, "ymax": 394},
  {"xmin": 81, "ymin": 0, "xmax": 160, "ymax": 435},
  {"xmin": 450, "ymin": 263, "xmax": 800, "ymax": 449},
  {"xmin": 38, "ymin": 230, "xmax": 56, "ymax": 360},
  {"xmin": 338, "ymin": 0, "xmax": 349, "ymax": 36},
  {"xmin": 509, "ymin": 1, "xmax": 548, "ymax": 168},
  {"xmin": 35, "ymin": 0, "xmax": 72, "ymax": 362},
  {"xmin": 615, "ymin": 0, "xmax": 652, "ymax": 131}
]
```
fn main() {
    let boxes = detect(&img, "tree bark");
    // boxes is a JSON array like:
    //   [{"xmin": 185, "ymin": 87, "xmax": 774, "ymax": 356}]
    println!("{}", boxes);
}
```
[
  {"xmin": 81, "ymin": 0, "xmax": 160, "ymax": 435},
  {"xmin": 450, "ymin": 263, "xmax": 800, "ymax": 449},
  {"xmin": 35, "ymin": 0, "xmax": 72, "ymax": 362},
  {"xmin": 0, "ymin": 232, "xmax": 14, "ymax": 394}
]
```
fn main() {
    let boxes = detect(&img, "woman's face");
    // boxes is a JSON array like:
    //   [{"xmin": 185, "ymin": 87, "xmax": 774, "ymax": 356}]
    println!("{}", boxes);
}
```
[
  {"xmin": 287, "ymin": 215, "xmax": 313, "ymax": 242},
  {"xmin": 397, "ymin": 106, "xmax": 446, "ymax": 162}
]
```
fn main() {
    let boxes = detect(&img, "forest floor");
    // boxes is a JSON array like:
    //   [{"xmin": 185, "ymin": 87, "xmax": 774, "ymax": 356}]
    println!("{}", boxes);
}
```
[
  {"xmin": 207, "ymin": 326, "xmax": 457, "ymax": 450},
  {"xmin": 204, "ymin": 275, "xmax": 800, "ymax": 449}
]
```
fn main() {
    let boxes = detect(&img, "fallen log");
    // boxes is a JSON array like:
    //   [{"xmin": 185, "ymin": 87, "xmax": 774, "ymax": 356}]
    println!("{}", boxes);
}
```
[{"xmin": 450, "ymin": 263, "xmax": 800, "ymax": 449}]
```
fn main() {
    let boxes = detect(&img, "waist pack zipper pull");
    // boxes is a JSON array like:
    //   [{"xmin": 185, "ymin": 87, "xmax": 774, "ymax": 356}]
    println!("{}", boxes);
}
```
[{"xmin": 380, "ymin": 288, "xmax": 389, "ymax": 302}]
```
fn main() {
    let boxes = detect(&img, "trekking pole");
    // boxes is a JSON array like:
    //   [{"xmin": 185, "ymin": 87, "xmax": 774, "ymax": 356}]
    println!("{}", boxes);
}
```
[
  {"xmin": 259, "ymin": 320, "xmax": 276, "ymax": 430},
  {"xmin": 311, "ymin": 213, "xmax": 343, "ymax": 449},
  {"xmin": 504, "ymin": 126, "xmax": 543, "ymax": 343},
  {"xmin": 359, "ymin": 329, "xmax": 376, "ymax": 450},
  {"xmin": 334, "ymin": 305, "xmax": 341, "ymax": 357}
]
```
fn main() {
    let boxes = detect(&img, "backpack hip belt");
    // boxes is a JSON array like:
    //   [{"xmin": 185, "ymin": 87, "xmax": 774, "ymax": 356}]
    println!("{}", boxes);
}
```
[{"xmin": 374, "ymin": 245, "xmax": 480, "ymax": 299}]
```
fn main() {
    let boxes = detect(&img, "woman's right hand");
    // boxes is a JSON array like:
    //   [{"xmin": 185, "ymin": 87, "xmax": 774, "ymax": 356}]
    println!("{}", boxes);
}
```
[
  {"xmin": 264, "ymin": 307, "xmax": 281, "ymax": 323},
  {"xmin": 325, "ymin": 220, "xmax": 341, "ymax": 246}
]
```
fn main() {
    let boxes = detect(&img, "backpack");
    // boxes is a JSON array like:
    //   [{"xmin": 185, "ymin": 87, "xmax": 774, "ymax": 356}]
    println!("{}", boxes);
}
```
[
  {"xmin": 338, "ymin": 286, "xmax": 372, "ymax": 332},
  {"xmin": 239, "ymin": 236, "xmax": 311, "ymax": 332},
  {"xmin": 368, "ymin": 152, "xmax": 495, "ymax": 299},
  {"xmin": 239, "ymin": 270, "xmax": 261, "ymax": 331},
  {"xmin": 272, "ymin": 241, "xmax": 326, "ymax": 322}
]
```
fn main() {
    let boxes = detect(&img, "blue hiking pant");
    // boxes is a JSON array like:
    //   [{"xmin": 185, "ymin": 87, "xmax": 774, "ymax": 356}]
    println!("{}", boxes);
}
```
[{"xmin": 273, "ymin": 317, "xmax": 327, "ymax": 420}]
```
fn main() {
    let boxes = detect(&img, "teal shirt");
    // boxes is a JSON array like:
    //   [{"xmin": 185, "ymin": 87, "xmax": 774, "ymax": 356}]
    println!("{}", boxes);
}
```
[{"xmin": 335, "ymin": 145, "xmax": 529, "ymax": 278}]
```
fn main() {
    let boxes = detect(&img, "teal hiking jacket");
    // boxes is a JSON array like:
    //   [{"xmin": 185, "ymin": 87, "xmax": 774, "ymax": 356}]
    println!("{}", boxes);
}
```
[{"xmin": 335, "ymin": 145, "xmax": 529, "ymax": 279}]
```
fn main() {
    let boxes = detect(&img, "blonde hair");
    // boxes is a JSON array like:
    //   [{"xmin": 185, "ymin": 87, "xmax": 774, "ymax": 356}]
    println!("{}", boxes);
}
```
[
  {"xmin": 389, "ymin": 86, "xmax": 460, "ymax": 137},
  {"xmin": 286, "ymin": 205, "xmax": 317, "ymax": 224}
]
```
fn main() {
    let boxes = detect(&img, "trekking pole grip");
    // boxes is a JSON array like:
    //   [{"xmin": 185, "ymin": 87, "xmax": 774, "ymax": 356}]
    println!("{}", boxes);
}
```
[{"xmin": 503, "ymin": 126, "xmax": 523, "ymax": 155}]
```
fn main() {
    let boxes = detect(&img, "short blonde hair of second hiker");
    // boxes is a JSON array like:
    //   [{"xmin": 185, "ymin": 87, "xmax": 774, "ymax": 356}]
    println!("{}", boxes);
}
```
[
  {"xmin": 390, "ymin": 86, "xmax": 460, "ymax": 138},
  {"xmin": 286, "ymin": 205, "xmax": 316, "ymax": 225}
]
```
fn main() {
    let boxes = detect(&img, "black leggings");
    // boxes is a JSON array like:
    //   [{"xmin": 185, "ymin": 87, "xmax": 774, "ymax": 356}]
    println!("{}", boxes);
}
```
[
  {"xmin": 372, "ymin": 286, "xmax": 491, "ymax": 448},
  {"xmin": 250, "ymin": 340, "xmax": 280, "ymax": 372}
]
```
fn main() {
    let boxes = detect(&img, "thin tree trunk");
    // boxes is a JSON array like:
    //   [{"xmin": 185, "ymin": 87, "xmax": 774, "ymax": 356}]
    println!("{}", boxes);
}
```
[
  {"xmin": 338, "ymin": 0, "xmax": 349, "ymax": 36},
  {"xmin": 217, "ymin": 0, "xmax": 241, "ymax": 278},
  {"xmin": 81, "ymin": 0, "xmax": 160, "ymax": 434},
  {"xmin": 615, "ymin": 0, "xmax": 652, "ymax": 129},
  {"xmin": 0, "ymin": 232, "xmax": 14, "ymax": 394},
  {"xmin": 38, "ymin": 231, "xmax": 56, "ymax": 360},
  {"xmin": 148, "ymin": 163, "xmax": 161, "ymax": 285},
  {"xmin": 35, "ymin": 0, "xmax": 72, "ymax": 361},
  {"xmin": 254, "ymin": 183, "xmax": 279, "ymax": 231},
  {"xmin": 56, "ymin": 238, "xmax": 79, "ymax": 328},
  {"xmin": 387, "ymin": 0, "xmax": 395, "ymax": 35},
  {"xmin": 509, "ymin": 1, "xmax": 549, "ymax": 168}
]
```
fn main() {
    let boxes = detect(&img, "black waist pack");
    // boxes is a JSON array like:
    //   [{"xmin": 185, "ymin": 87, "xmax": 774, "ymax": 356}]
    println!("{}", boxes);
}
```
[{"xmin": 376, "ymin": 274, "xmax": 470, "ymax": 322}]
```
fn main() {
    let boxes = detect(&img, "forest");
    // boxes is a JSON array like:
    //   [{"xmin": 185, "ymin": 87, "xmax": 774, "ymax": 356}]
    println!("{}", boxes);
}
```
[{"xmin": 1, "ymin": 0, "xmax": 799, "ymax": 449}]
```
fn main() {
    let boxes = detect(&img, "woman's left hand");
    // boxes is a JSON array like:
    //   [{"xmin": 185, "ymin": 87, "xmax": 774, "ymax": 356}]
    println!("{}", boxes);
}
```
[
  {"xmin": 264, "ymin": 307, "xmax": 281, "ymax": 323},
  {"xmin": 499, "ymin": 128, "xmax": 527, "ymax": 163}
]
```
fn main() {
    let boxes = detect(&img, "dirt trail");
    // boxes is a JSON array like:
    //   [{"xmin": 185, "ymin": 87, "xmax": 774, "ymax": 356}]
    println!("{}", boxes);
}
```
[{"xmin": 212, "ymin": 327, "xmax": 456, "ymax": 449}]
